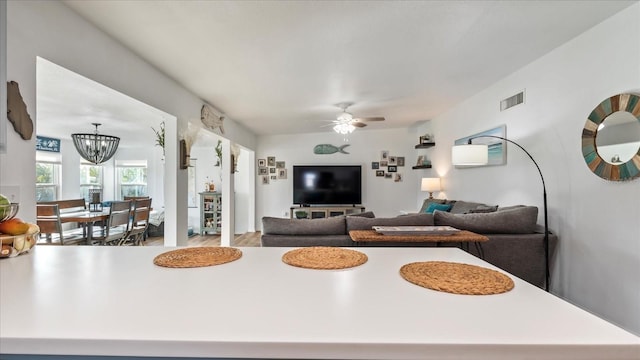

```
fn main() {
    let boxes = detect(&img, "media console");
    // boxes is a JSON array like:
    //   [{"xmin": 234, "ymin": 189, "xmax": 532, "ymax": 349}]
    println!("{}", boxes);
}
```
[{"xmin": 290, "ymin": 205, "xmax": 366, "ymax": 219}]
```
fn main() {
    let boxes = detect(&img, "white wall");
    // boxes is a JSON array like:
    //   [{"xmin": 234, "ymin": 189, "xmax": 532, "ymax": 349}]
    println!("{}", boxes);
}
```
[
  {"xmin": 0, "ymin": 1, "xmax": 256, "ymax": 246},
  {"xmin": 256, "ymin": 127, "xmax": 431, "ymax": 226},
  {"xmin": 419, "ymin": 4, "xmax": 640, "ymax": 334}
]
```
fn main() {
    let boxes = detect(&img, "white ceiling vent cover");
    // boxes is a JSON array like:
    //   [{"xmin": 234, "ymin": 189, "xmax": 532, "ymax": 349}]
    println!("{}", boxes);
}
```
[{"xmin": 500, "ymin": 90, "xmax": 525, "ymax": 111}]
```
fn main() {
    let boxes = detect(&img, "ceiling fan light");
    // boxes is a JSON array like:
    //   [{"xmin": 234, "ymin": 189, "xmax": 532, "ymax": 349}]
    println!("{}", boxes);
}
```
[
  {"xmin": 337, "ymin": 112, "xmax": 353, "ymax": 122},
  {"xmin": 333, "ymin": 123, "xmax": 355, "ymax": 135}
]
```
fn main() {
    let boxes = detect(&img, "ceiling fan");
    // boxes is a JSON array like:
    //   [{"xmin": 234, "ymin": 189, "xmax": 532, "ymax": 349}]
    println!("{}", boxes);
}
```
[{"xmin": 325, "ymin": 102, "xmax": 385, "ymax": 134}]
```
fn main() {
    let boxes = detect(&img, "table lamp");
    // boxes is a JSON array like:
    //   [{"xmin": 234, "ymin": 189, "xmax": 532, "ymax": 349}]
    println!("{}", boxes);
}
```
[{"xmin": 421, "ymin": 177, "xmax": 441, "ymax": 199}]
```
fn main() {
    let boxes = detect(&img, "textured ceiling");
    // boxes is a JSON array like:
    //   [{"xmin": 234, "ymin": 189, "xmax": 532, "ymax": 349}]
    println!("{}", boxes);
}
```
[{"xmin": 50, "ymin": 0, "xmax": 635, "ymax": 137}]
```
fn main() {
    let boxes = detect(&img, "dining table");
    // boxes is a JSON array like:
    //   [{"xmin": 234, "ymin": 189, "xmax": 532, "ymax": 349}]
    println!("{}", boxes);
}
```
[{"xmin": 59, "ymin": 209, "xmax": 110, "ymax": 244}]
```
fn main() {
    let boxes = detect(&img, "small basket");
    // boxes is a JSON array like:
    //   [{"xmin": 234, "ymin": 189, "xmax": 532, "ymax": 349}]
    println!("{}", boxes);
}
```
[{"xmin": 0, "ymin": 203, "xmax": 19, "ymax": 222}]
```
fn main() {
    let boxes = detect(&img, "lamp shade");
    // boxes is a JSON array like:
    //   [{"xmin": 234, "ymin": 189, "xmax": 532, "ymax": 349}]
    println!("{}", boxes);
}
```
[
  {"xmin": 451, "ymin": 144, "xmax": 489, "ymax": 166},
  {"xmin": 421, "ymin": 177, "xmax": 441, "ymax": 192}
]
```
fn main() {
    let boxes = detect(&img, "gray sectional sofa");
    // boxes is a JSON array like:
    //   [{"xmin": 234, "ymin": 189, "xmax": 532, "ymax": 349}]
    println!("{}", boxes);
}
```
[{"xmin": 261, "ymin": 200, "xmax": 557, "ymax": 289}]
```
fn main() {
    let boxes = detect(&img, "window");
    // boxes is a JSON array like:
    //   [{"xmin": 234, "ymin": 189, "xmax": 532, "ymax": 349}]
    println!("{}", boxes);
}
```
[
  {"xmin": 36, "ymin": 161, "xmax": 60, "ymax": 201},
  {"xmin": 116, "ymin": 160, "xmax": 147, "ymax": 199},
  {"xmin": 80, "ymin": 163, "xmax": 103, "ymax": 202}
]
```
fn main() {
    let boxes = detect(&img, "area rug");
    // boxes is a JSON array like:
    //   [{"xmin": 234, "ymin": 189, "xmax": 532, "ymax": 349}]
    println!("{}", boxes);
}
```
[
  {"xmin": 400, "ymin": 261, "xmax": 514, "ymax": 295},
  {"xmin": 153, "ymin": 247, "xmax": 242, "ymax": 268},
  {"xmin": 282, "ymin": 247, "xmax": 368, "ymax": 270}
]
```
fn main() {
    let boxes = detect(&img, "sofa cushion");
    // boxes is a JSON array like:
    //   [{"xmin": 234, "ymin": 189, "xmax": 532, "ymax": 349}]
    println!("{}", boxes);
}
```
[
  {"xmin": 433, "ymin": 206, "xmax": 538, "ymax": 234},
  {"xmin": 262, "ymin": 216, "xmax": 345, "ymax": 235},
  {"xmin": 348, "ymin": 211, "xmax": 375, "ymax": 218},
  {"xmin": 468, "ymin": 205, "xmax": 499, "ymax": 213},
  {"xmin": 346, "ymin": 213, "xmax": 434, "ymax": 232},
  {"xmin": 449, "ymin": 200, "xmax": 496, "ymax": 214},
  {"xmin": 424, "ymin": 203, "xmax": 453, "ymax": 214}
]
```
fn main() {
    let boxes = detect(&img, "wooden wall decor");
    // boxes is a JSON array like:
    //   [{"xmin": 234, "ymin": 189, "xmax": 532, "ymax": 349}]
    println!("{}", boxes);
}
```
[
  {"xmin": 581, "ymin": 93, "xmax": 640, "ymax": 181},
  {"xmin": 6, "ymin": 81, "xmax": 34, "ymax": 140},
  {"xmin": 201, "ymin": 104, "xmax": 225, "ymax": 134}
]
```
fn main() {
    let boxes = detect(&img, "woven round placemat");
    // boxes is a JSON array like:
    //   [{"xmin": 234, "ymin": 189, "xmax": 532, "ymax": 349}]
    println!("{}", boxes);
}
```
[
  {"xmin": 153, "ymin": 247, "xmax": 242, "ymax": 268},
  {"xmin": 400, "ymin": 261, "xmax": 514, "ymax": 295},
  {"xmin": 282, "ymin": 247, "xmax": 368, "ymax": 270}
]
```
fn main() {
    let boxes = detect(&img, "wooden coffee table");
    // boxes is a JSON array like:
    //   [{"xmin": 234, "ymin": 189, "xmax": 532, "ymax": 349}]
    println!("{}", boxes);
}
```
[{"xmin": 349, "ymin": 229, "xmax": 489, "ymax": 259}]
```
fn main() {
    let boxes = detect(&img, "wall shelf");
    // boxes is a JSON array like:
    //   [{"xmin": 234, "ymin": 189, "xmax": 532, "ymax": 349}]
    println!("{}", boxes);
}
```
[
  {"xmin": 415, "ymin": 142, "xmax": 435, "ymax": 149},
  {"xmin": 411, "ymin": 165, "xmax": 433, "ymax": 169}
]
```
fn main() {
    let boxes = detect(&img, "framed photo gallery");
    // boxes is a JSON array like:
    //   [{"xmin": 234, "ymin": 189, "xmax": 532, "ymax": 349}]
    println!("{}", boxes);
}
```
[
  {"xmin": 257, "ymin": 156, "xmax": 286, "ymax": 185},
  {"xmin": 372, "ymin": 150, "xmax": 404, "ymax": 182}
]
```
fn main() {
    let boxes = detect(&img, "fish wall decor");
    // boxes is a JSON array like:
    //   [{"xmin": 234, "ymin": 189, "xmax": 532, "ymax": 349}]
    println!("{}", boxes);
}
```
[{"xmin": 313, "ymin": 144, "xmax": 350, "ymax": 155}]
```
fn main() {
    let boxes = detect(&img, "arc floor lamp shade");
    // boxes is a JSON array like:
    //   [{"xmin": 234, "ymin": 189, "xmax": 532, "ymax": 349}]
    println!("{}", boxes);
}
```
[
  {"xmin": 451, "ymin": 144, "xmax": 489, "ymax": 165},
  {"xmin": 72, "ymin": 123, "xmax": 120, "ymax": 164}
]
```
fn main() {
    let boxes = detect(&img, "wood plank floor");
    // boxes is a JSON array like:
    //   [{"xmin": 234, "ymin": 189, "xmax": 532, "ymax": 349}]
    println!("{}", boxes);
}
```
[{"xmin": 143, "ymin": 232, "xmax": 262, "ymax": 247}]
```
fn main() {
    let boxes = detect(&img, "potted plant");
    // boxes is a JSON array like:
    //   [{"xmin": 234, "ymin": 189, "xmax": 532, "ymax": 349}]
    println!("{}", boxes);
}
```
[
  {"xmin": 151, "ymin": 121, "xmax": 165, "ymax": 156},
  {"xmin": 295, "ymin": 210, "xmax": 308, "ymax": 219}
]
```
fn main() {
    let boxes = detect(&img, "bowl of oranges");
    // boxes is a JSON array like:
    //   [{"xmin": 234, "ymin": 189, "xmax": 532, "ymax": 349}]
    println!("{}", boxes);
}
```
[{"xmin": 0, "ymin": 195, "xmax": 39, "ymax": 258}]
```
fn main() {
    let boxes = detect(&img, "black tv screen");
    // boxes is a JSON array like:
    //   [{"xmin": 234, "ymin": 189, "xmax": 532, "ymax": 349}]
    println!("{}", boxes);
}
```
[{"xmin": 293, "ymin": 165, "xmax": 362, "ymax": 205}]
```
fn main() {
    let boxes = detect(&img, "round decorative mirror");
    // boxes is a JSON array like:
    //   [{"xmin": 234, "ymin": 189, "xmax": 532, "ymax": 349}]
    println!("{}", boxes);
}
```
[{"xmin": 582, "ymin": 93, "xmax": 640, "ymax": 181}]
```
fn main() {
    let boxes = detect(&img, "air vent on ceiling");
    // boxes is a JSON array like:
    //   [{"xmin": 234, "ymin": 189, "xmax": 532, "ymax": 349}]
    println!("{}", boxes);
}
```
[{"xmin": 500, "ymin": 90, "xmax": 525, "ymax": 111}]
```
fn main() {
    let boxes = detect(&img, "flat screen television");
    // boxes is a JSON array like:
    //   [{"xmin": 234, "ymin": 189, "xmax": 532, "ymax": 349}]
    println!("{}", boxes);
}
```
[{"xmin": 293, "ymin": 165, "xmax": 362, "ymax": 205}]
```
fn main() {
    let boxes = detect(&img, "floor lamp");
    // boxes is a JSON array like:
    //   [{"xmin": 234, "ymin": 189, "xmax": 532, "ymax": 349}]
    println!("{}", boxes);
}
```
[{"xmin": 452, "ymin": 136, "xmax": 550, "ymax": 292}]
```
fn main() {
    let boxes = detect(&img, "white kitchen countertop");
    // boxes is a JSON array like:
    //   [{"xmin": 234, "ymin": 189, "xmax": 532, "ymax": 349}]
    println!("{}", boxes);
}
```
[{"xmin": 1, "ymin": 246, "xmax": 638, "ymax": 359}]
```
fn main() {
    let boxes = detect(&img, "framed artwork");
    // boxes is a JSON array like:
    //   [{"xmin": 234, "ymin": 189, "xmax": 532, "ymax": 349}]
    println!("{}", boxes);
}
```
[
  {"xmin": 267, "ymin": 156, "xmax": 276, "ymax": 166},
  {"xmin": 381, "ymin": 150, "xmax": 389, "ymax": 161},
  {"xmin": 376, "ymin": 170, "xmax": 385, "ymax": 177},
  {"xmin": 394, "ymin": 173, "xmax": 403, "ymax": 182},
  {"xmin": 261, "ymin": 175, "xmax": 270, "ymax": 184},
  {"xmin": 380, "ymin": 160, "xmax": 388, "ymax": 167},
  {"xmin": 270, "ymin": 175, "xmax": 277, "ymax": 180},
  {"xmin": 276, "ymin": 161, "xmax": 285, "ymax": 168},
  {"xmin": 388, "ymin": 156, "xmax": 397, "ymax": 165},
  {"xmin": 278, "ymin": 169, "xmax": 287, "ymax": 179},
  {"xmin": 258, "ymin": 159, "xmax": 266, "ymax": 167},
  {"xmin": 455, "ymin": 125, "xmax": 506, "ymax": 167},
  {"xmin": 388, "ymin": 166, "xmax": 397, "ymax": 172},
  {"xmin": 269, "ymin": 167, "xmax": 276, "ymax": 174},
  {"xmin": 384, "ymin": 173, "xmax": 392, "ymax": 179},
  {"xmin": 372, "ymin": 162, "xmax": 379, "ymax": 169},
  {"xmin": 258, "ymin": 167, "xmax": 268, "ymax": 175},
  {"xmin": 416, "ymin": 155, "xmax": 425, "ymax": 166},
  {"xmin": 397, "ymin": 157, "xmax": 405, "ymax": 166}
]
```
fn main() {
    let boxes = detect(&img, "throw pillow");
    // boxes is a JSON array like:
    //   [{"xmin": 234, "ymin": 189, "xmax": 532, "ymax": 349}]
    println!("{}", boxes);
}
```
[
  {"xmin": 418, "ymin": 198, "xmax": 446, "ymax": 213},
  {"xmin": 450, "ymin": 200, "xmax": 492, "ymax": 214},
  {"xmin": 424, "ymin": 203, "xmax": 452, "ymax": 214},
  {"xmin": 433, "ymin": 206, "xmax": 538, "ymax": 234}
]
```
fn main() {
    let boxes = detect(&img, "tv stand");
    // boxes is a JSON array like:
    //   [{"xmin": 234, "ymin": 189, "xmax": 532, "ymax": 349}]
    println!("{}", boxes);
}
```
[{"xmin": 290, "ymin": 205, "xmax": 366, "ymax": 219}]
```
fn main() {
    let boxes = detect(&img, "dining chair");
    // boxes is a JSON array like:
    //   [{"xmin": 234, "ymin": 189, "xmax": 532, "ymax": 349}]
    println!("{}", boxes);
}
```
[
  {"xmin": 36, "ymin": 204, "xmax": 86, "ymax": 245},
  {"xmin": 121, "ymin": 198, "xmax": 152, "ymax": 246},
  {"xmin": 91, "ymin": 200, "xmax": 132, "ymax": 246}
]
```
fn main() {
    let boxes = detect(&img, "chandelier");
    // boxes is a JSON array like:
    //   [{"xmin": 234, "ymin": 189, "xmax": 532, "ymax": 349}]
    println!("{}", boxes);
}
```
[{"xmin": 71, "ymin": 123, "xmax": 120, "ymax": 164}]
